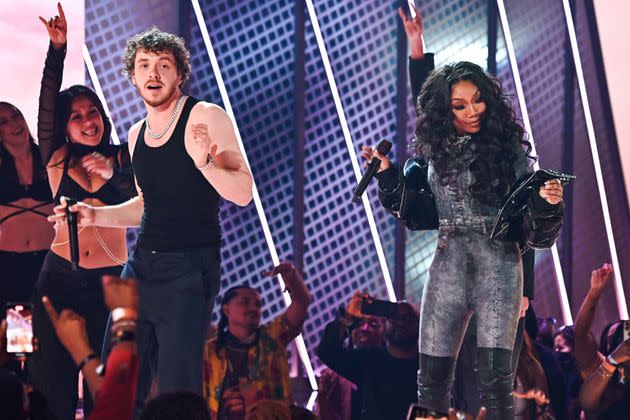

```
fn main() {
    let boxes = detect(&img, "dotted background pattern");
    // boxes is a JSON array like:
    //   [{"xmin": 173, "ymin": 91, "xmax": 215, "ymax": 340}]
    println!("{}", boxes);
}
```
[{"xmin": 83, "ymin": 0, "xmax": 629, "ymax": 380}]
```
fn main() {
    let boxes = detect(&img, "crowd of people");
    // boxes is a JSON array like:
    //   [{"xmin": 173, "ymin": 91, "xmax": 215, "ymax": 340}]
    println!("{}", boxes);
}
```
[{"xmin": 1, "ymin": 3, "xmax": 627, "ymax": 420}]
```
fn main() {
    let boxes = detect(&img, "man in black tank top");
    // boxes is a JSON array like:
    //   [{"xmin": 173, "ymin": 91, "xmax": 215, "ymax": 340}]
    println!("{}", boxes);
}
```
[{"xmin": 50, "ymin": 28, "xmax": 253, "ymax": 412}]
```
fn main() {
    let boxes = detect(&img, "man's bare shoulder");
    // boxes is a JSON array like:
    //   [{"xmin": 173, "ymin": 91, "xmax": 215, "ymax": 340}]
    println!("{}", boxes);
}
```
[{"xmin": 189, "ymin": 101, "xmax": 230, "ymax": 121}]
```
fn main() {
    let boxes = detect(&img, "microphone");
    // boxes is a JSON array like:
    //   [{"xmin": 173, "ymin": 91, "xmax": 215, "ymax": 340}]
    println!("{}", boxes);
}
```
[
  {"xmin": 64, "ymin": 198, "xmax": 80, "ymax": 271},
  {"xmin": 352, "ymin": 139, "xmax": 392, "ymax": 203}
]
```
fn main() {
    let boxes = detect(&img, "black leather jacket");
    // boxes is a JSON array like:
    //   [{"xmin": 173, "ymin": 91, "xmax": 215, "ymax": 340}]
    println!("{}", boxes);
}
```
[{"xmin": 375, "ymin": 159, "xmax": 565, "ymax": 251}]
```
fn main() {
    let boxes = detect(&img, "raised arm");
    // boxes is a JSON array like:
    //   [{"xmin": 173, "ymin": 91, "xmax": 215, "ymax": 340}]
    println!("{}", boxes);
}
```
[
  {"xmin": 187, "ymin": 103, "xmax": 253, "ymax": 206},
  {"xmin": 262, "ymin": 262, "xmax": 313, "ymax": 342},
  {"xmin": 574, "ymin": 264, "xmax": 614, "ymax": 375},
  {"xmin": 37, "ymin": 3, "xmax": 68, "ymax": 165},
  {"xmin": 579, "ymin": 338, "xmax": 629, "ymax": 412},
  {"xmin": 398, "ymin": 4, "xmax": 435, "ymax": 103}
]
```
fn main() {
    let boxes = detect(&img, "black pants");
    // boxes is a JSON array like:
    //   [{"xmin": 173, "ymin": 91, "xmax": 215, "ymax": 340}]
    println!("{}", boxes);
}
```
[
  {"xmin": 28, "ymin": 252, "xmax": 121, "ymax": 420},
  {"xmin": 111, "ymin": 247, "xmax": 221, "ymax": 415}
]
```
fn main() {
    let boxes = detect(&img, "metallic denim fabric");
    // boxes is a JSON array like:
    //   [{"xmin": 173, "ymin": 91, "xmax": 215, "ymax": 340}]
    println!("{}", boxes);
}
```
[{"xmin": 416, "ymin": 146, "xmax": 527, "ymax": 419}]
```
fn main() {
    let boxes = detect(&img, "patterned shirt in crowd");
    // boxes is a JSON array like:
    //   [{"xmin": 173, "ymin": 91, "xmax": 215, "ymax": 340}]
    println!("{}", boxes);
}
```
[{"xmin": 202, "ymin": 314, "xmax": 301, "ymax": 418}]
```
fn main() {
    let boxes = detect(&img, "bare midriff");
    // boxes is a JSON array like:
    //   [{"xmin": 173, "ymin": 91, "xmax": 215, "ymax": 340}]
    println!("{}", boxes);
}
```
[
  {"xmin": 50, "ymin": 198, "xmax": 128, "ymax": 269},
  {"xmin": 0, "ymin": 198, "xmax": 55, "ymax": 252}
]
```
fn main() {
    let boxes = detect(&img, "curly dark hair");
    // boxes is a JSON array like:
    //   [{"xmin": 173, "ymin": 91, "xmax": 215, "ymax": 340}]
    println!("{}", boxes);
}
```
[
  {"xmin": 122, "ymin": 27, "xmax": 191, "ymax": 85},
  {"xmin": 413, "ymin": 61, "xmax": 535, "ymax": 201}
]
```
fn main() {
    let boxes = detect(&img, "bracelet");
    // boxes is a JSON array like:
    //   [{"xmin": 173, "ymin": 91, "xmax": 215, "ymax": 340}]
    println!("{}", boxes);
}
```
[
  {"xmin": 600, "ymin": 362, "xmax": 615, "ymax": 375},
  {"xmin": 78, "ymin": 353, "xmax": 97, "ymax": 371},
  {"xmin": 111, "ymin": 320, "xmax": 137, "ymax": 334},
  {"xmin": 607, "ymin": 354, "xmax": 619, "ymax": 367},
  {"xmin": 111, "ymin": 307, "xmax": 138, "ymax": 322},
  {"xmin": 111, "ymin": 329, "xmax": 136, "ymax": 346},
  {"xmin": 195, "ymin": 154, "xmax": 214, "ymax": 170}
]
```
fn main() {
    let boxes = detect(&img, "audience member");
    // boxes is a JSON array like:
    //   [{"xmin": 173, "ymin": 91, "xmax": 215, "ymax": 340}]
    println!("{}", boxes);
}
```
[
  {"xmin": 513, "ymin": 331, "xmax": 552, "ymax": 419},
  {"xmin": 573, "ymin": 263, "xmax": 629, "ymax": 418},
  {"xmin": 316, "ymin": 306, "xmax": 385, "ymax": 420},
  {"xmin": 553, "ymin": 326, "xmax": 582, "ymax": 418},
  {"xmin": 202, "ymin": 262, "xmax": 312, "ymax": 419},
  {"xmin": 317, "ymin": 291, "xmax": 419, "ymax": 420},
  {"xmin": 42, "ymin": 275, "xmax": 139, "ymax": 420}
]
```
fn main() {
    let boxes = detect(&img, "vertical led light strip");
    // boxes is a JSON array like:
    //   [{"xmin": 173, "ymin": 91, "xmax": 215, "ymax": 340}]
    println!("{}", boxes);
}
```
[
  {"xmin": 83, "ymin": 45, "xmax": 120, "ymax": 145},
  {"xmin": 497, "ymin": 0, "xmax": 573, "ymax": 325},
  {"xmin": 190, "ymin": 0, "xmax": 318, "ymax": 390},
  {"xmin": 305, "ymin": 0, "xmax": 397, "ymax": 302},
  {"xmin": 561, "ymin": 0, "xmax": 628, "ymax": 320}
]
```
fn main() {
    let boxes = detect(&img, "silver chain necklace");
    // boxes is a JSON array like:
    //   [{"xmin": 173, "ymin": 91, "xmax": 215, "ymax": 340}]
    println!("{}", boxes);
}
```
[{"xmin": 145, "ymin": 95, "xmax": 185, "ymax": 139}]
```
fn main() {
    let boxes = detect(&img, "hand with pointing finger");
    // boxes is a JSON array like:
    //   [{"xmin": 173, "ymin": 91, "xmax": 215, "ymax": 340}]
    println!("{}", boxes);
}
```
[{"xmin": 42, "ymin": 296, "xmax": 93, "ymax": 365}]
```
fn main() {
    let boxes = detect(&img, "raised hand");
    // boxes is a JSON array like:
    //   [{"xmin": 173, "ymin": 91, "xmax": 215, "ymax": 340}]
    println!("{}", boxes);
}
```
[
  {"xmin": 81, "ymin": 152, "xmax": 114, "ymax": 181},
  {"xmin": 360, "ymin": 145, "xmax": 390, "ymax": 173},
  {"xmin": 262, "ymin": 261, "xmax": 296, "ymax": 278},
  {"xmin": 590, "ymin": 263, "xmax": 614, "ymax": 293},
  {"xmin": 190, "ymin": 123, "xmax": 216, "ymax": 167},
  {"xmin": 42, "ymin": 296, "xmax": 92, "ymax": 363},
  {"xmin": 397, "ymin": 3, "xmax": 424, "ymax": 59},
  {"xmin": 39, "ymin": 2, "xmax": 67, "ymax": 49},
  {"xmin": 538, "ymin": 179, "xmax": 563, "ymax": 205}
]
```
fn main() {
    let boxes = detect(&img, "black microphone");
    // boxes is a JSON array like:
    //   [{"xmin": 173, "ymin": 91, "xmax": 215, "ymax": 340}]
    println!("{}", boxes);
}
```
[
  {"xmin": 64, "ymin": 198, "xmax": 80, "ymax": 271},
  {"xmin": 352, "ymin": 139, "xmax": 392, "ymax": 203}
]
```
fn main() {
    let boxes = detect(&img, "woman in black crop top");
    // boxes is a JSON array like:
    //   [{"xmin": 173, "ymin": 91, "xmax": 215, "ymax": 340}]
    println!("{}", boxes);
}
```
[
  {"xmin": 27, "ymin": 5, "xmax": 137, "ymax": 419},
  {"xmin": 0, "ymin": 102, "xmax": 54, "ymax": 310}
]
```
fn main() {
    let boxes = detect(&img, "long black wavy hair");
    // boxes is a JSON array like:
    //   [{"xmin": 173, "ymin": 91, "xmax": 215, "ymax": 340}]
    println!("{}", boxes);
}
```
[
  {"xmin": 413, "ymin": 61, "xmax": 535, "ymax": 201},
  {"xmin": 53, "ymin": 85, "xmax": 113, "ymax": 163},
  {"xmin": 215, "ymin": 285, "xmax": 259, "ymax": 352},
  {"xmin": 0, "ymin": 102, "xmax": 47, "ymax": 182}
]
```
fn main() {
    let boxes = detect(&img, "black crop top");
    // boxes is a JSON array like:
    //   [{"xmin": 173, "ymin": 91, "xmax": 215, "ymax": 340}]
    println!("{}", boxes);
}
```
[
  {"xmin": 53, "ymin": 143, "xmax": 135, "ymax": 205},
  {"xmin": 0, "ymin": 145, "xmax": 53, "ymax": 224}
]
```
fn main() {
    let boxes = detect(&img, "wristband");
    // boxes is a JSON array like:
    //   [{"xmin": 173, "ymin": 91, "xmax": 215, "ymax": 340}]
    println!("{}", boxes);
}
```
[
  {"xmin": 607, "ymin": 354, "xmax": 619, "ymax": 367},
  {"xmin": 112, "ymin": 307, "xmax": 138, "ymax": 322},
  {"xmin": 78, "ymin": 353, "xmax": 97, "ymax": 371}
]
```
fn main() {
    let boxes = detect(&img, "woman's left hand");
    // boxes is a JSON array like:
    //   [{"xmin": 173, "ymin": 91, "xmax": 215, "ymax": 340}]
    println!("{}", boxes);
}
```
[
  {"xmin": 81, "ymin": 153, "xmax": 114, "ymax": 180},
  {"xmin": 538, "ymin": 179, "xmax": 563, "ymax": 205}
]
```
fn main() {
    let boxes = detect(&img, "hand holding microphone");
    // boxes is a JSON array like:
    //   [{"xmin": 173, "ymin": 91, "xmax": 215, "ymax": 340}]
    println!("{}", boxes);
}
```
[
  {"xmin": 64, "ymin": 197, "xmax": 80, "ymax": 271},
  {"xmin": 353, "ymin": 140, "xmax": 392, "ymax": 203}
]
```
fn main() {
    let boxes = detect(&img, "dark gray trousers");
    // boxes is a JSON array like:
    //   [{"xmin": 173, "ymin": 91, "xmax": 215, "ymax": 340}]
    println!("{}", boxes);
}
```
[{"xmin": 417, "ymin": 224, "xmax": 523, "ymax": 418}]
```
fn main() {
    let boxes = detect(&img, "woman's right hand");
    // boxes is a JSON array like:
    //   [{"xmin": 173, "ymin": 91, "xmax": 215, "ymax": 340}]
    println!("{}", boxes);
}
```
[
  {"xmin": 397, "ymin": 4, "xmax": 424, "ymax": 59},
  {"xmin": 38, "ymin": 3, "xmax": 67, "ymax": 49},
  {"xmin": 360, "ymin": 145, "xmax": 390, "ymax": 173},
  {"xmin": 47, "ymin": 196, "xmax": 96, "ymax": 227}
]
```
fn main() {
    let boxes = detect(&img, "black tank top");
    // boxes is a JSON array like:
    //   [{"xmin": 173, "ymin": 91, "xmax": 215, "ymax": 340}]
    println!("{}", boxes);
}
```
[{"xmin": 133, "ymin": 97, "xmax": 221, "ymax": 251}]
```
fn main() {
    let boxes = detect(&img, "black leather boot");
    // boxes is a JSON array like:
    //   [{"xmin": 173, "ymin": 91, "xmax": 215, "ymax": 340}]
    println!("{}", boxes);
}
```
[
  {"xmin": 417, "ymin": 353, "xmax": 457, "ymax": 414},
  {"xmin": 477, "ymin": 347, "xmax": 514, "ymax": 420}
]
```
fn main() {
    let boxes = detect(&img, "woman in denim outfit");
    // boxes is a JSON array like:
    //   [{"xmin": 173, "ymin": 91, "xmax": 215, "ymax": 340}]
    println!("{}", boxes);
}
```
[{"xmin": 361, "ymin": 6, "xmax": 565, "ymax": 419}]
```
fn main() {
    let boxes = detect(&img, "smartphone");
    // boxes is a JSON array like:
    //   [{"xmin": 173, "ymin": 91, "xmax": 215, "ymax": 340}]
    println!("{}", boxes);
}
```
[
  {"xmin": 623, "ymin": 320, "xmax": 630, "ymax": 342},
  {"xmin": 6, "ymin": 302, "xmax": 34, "ymax": 356},
  {"xmin": 406, "ymin": 403, "xmax": 448, "ymax": 420},
  {"xmin": 361, "ymin": 297, "xmax": 399, "ymax": 319}
]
